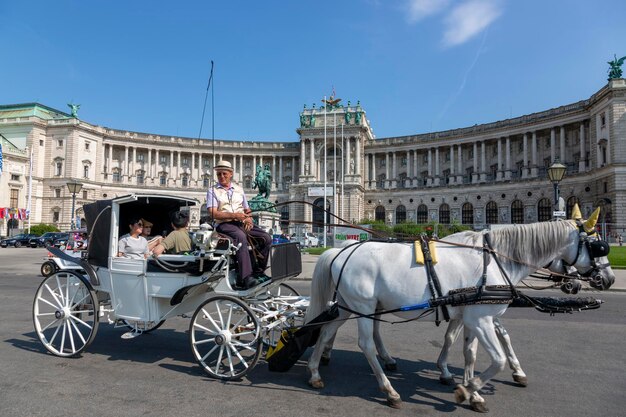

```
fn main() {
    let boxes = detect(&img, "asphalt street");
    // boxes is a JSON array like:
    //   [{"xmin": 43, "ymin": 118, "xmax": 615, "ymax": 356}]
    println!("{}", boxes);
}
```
[{"xmin": 1, "ymin": 248, "xmax": 625, "ymax": 417}]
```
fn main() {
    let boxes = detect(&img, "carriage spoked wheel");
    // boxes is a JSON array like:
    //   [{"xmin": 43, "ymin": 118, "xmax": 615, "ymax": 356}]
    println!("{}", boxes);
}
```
[
  {"xmin": 40, "ymin": 261, "xmax": 57, "ymax": 277},
  {"xmin": 189, "ymin": 295, "xmax": 262, "ymax": 380},
  {"xmin": 32, "ymin": 271, "xmax": 99, "ymax": 357}
]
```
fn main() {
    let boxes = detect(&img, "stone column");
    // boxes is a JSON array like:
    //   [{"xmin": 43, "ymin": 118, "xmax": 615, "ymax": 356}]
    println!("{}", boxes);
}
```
[
  {"xmin": 385, "ymin": 153, "xmax": 390, "ymax": 188},
  {"xmin": 505, "ymin": 136, "xmax": 511, "ymax": 180},
  {"xmin": 191, "ymin": 153, "xmax": 195, "ymax": 182},
  {"xmin": 449, "ymin": 145, "xmax": 455, "ymax": 185},
  {"xmin": 496, "ymin": 138, "xmax": 503, "ymax": 180},
  {"xmin": 427, "ymin": 148, "xmax": 433, "ymax": 186},
  {"xmin": 434, "ymin": 147, "xmax": 440, "ymax": 186},
  {"xmin": 198, "ymin": 153, "xmax": 203, "ymax": 184},
  {"xmin": 279, "ymin": 156, "xmax": 283, "ymax": 190},
  {"xmin": 480, "ymin": 141, "xmax": 486, "ymax": 182},
  {"xmin": 364, "ymin": 153, "xmax": 369, "ymax": 187},
  {"xmin": 102, "ymin": 143, "xmax": 108, "ymax": 180},
  {"xmin": 355, "ymin": 137, "xmax": 361, "ymax": 175},
  {"xmin": 550, "ymin": 128, "xmax": 556, "ymax": 163},
  {"xmin": 131, "ymin": 147, "xmax": 137, "ymax": 183},
  {"xmin": 560, "ymin": 126, "xmax": 566, "ymax": 163},
  {"xmin": 371, "ymin": 153, "xmax": 377, "ymax": 189},
  {"xmin": 272, "ymin": 156, "xmax": 277, "ymax": 188},
  {"xmin": 300, "ymin": 141, "xmax": 306, "ymax": 177},
  {"xmin": 239, "ymin": 155, "xmax": 243, "ymax": 184},
  {"xmin": 391, "ymin": 152, "xmax": 397, "ymax": 188},
  {"xmin": 522, "ymin": 133, "xmax": 528, "ymax": 178},
  {"xmin": 147, "ymin": 148, "xmax": 152, "ymax": 183},
  {"xmin": 531, "ymin": 132, "xmax": 538, "ymax": 177},
  {"xmin": 169, "ymin": 150, "xmax": 174, "ymax": 186},
  {"xmin": 457, "ymin": 144, "xmax": 463, "ymax": 183},
  {"xmin": 309, "ymin": 139, "xmax": 315, "ymax": 179},
  {"xmin": 292, "ymin": 156, "xmax": 297, "ymax": 183},
  {"xmin": 579, "ymin": 122, "xmax": 586, "ymax": 172},
  {"xmin": 472, "ymin": 142, "xmax": 478, "ymax": 183},
  {"xmin": 406, "ymin": 150, "xmax": 411, "ymax": 186},
  {"xmin": 124, "ymin": 146, "xmax": 129, "ymax": 181},
  {"xmin": 155, "ymin": 149, "xmax": 159, "ymax": 180}
]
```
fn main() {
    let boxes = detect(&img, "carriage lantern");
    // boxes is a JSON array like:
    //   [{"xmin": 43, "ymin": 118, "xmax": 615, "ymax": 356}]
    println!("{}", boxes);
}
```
[{"xmin": 547, "ymin": 159, "xmax": 566, "ymax": 216}]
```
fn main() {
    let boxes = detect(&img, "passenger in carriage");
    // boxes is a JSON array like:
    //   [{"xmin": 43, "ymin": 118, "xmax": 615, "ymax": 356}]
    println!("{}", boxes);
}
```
[
  {"xmin": 152, "ymin": 211, "xmax": 192, "ymax": 256},
  {"xmin": 207, "ymin": 160, "xmax": 272, "ymax": 290},
  {"xmin": 117, "ymin": 217, "xmax": 150, "ymax": 259},
  {"xmin": 140, "ymin": 218, "xmax": 163, "ymax": 252}
]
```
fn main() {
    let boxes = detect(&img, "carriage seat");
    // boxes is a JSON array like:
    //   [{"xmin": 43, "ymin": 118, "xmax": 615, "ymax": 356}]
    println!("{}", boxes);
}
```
[{"xmin": 147, "ymin": 253, "xmax": 221, "ymax": 276}]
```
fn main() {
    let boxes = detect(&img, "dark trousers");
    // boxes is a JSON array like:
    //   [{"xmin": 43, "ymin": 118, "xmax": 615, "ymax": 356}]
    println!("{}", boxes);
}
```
[{"xmin": 216, "ymin": 222, "xmax": 272, "ymax": 280}]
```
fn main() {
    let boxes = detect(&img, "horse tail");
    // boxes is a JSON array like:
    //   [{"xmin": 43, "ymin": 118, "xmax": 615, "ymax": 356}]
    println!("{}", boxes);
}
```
[{"xmin": 305, "ymin": 248, "xmax": 341, "ymax": 323}]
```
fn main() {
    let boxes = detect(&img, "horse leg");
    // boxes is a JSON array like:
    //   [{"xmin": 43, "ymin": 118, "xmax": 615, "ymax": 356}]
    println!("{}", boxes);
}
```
[
  {"xmin": 455, "ymin": 314, "xmax": 507, "ymax": 413},
  {"xmin": 462, "ymin": 327, "xmax": 488, "ymax": 413},
  {"xmin": 307, "ymin": 308, "xmax": 350, "ymax": 389},
  {"xmin": 373, "ymin": 312, "xmax": 397, "ymax": 371},
  {"xmin": 320, "ymin": 332, "xmax": 337, "ymax": 365},
  {"xmin": 357, "ymin": 317, "xmax": 402, "ymax": 408},
  {"xmin": 437, "ymin": 318, "xmax": 464, "ymax": 385},
  {"xmin": 493, "ymin": 318, "xmax": 527, "ymax": 387}
]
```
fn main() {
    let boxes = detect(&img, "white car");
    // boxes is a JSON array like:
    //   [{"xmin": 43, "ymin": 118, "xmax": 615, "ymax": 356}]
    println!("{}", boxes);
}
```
[{"xmin": 302, "ymin": 232, "xmax": 319, "ymax": 247}]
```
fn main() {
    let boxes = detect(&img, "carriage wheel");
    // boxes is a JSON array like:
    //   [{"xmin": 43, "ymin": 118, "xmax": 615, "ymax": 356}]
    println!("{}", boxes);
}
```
[
  {"xmin": 189, "ymin": 295, "xmax": 261, "ymax": 380},
  {"xmin": 41, "ymin": 261, "xmax": 57, "ymax": 277},
  {"xmin": 121, "ymin": 319, "xmax": 165, "ymax": 333},
  {"xmin": 32, "ymin": 271, "xmax": 99, "ymax": 357}
]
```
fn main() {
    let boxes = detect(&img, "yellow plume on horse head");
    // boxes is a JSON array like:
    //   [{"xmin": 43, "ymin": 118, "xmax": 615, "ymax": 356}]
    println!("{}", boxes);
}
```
[
  {"xmin": 570, "ymin": 203, "xmax": 583, "ymax": 221},
  {"xmin": 583, "ymin": 207, "xmax": 601, "ymax": 233}
]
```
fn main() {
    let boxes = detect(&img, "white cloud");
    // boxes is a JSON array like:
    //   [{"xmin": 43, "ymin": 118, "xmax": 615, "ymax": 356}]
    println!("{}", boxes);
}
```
[
  {"xmin": 442, "ymin": 0, "xmax": 502, "ymax": 47},
  {"xmin": 407, "ymin": 0, "xmax": 451, "ymax": 22}
]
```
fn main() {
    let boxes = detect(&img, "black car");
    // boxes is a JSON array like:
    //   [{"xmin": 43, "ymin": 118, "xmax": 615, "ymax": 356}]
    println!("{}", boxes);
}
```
[
  {"xmin": 0, "ymin": 233, "xmax": 40, "ymax": 248},
  {"xmin": 29, "ymin": 232, "xmax": 67, "ymax": 248},
  {"xmin": 51, "ymin": 233, "xmax": 71, "ymax": 248}
]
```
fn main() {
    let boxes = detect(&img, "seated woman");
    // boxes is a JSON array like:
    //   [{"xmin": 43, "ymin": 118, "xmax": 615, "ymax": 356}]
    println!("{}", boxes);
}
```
[
  {"xmin": 118, "ymin": 217, "xmax": 149, "ymax": 259},
  {"xmin": 140, "ymin": 218, "xmax": 163, "ymax": 252}
]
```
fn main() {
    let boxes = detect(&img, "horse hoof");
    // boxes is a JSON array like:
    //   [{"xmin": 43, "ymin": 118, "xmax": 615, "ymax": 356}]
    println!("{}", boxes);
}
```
[
  {"xmin": 384, "ymin": 362, "xmax": 397, "ymax": 372},
  {"xmin": 387, "ymin": 397, "xmax": 403, "ymax": 409},
  {"xmin": 454, "ymin": 385, "xmax": 470, "ymax": 404},
  {"xmin": 320, "ymin": 356, "xmax": 330, "ymax": 366},
  {"xmin": 439, "ymin": 376, "xmax": 455, "ymax": 386},
  {"xmin": 309, "ymin": 379, "xmax": 324, "ymax": 389},
  {"xmin": 470, "ymin": 400, "xmax": 489, "ymax": 413},
  {"xmin": 513, "ymin": 374, "xmax": 528, "ymax": 387}
]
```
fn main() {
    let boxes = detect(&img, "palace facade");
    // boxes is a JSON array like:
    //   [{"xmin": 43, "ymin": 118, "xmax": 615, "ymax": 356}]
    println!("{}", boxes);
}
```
[{"xmin": 1, "ymin": 78, "xmax": 625, "ymax": 239}]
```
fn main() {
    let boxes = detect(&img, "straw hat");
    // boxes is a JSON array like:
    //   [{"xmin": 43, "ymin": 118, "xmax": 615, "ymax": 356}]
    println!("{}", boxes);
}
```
[
  {"xmin": 140, "ymin": 218, "xmax": 154, "ymax": 228},
  {"xmin": 214, "ymin": 160, "xmax": 233, "ymax": 171}
]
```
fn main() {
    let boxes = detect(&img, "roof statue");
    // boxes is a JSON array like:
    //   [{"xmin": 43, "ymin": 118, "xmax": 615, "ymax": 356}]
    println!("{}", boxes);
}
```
[
  {"xmin": 607, "ymin": 54, "xmax": 626, "ymax": 80},
  {"xmin": 67, "ymin": 103, "xmax": 81, "ymax": 118}
]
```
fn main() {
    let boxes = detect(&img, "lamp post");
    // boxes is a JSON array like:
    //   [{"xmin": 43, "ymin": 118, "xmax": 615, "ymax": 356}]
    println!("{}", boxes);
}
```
[
  {"xmin": 66, "ymin": 180, "xmax": 83, "ymax": 230},
  {"xmin": 547, "ymin": 159, "xmax": 566, "ymax": 218}
]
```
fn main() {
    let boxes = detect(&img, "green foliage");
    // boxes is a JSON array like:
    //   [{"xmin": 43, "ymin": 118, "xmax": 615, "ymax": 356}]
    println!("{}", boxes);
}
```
[
  {"xmin": 357, "ymin": 219, "xmax": 471, "ymax": 240},
  {"xmin": 29, "ymin": 224, "xmax": 60, "ymax": 236},
  {"xmin": 608, "ymin": 245, "xmax": 626, "ymax": 269}
]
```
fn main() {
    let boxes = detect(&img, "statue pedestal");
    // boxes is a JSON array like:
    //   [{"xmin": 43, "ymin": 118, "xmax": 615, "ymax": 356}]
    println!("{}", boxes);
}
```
[{"xmin": 252, "ymin": 211, "xmax": 282, "ymax": 236}]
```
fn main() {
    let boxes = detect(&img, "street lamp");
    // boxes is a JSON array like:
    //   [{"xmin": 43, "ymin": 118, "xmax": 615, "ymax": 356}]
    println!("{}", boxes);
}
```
[
  {"xmin": 66, "ymin": 180, "xmax": 83, "ymax": 230},
  {"xmin": 547, "ymin": 159, "xmax": 566, "ymax": 217}
]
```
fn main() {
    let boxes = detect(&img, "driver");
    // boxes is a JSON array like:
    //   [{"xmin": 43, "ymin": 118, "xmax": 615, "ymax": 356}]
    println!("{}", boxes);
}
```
[{"xmin": 207, "ymin": 160, "xmax": 271, "ymax": 289}]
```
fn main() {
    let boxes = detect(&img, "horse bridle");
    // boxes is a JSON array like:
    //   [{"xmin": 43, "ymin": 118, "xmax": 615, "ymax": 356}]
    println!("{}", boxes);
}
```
[{"xmin": 561, "ymin": 221, "xmax": 613, "ymax": 290}]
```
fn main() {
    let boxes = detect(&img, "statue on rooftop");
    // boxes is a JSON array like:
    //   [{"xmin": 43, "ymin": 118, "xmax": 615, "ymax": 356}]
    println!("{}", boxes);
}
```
[
  {"xmin": 607, "ymin": 54, "xmax": 626, "ymax": 80},
  {"xmin": 67, "ymin": 103, "xmax": 81, "ymax": 118}
]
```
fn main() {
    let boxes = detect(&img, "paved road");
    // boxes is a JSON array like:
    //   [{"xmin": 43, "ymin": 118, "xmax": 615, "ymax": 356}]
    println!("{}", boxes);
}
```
[{"xmin": 1, "ymin": 248, "xmax": 625, "ymax": 417}]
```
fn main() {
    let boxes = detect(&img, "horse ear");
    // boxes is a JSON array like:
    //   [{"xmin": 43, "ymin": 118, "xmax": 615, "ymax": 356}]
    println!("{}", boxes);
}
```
[
  {"xmin": 583, "ymin": 207, "xmax": 601, "ymax": 233},
  {"xmin": 570, "ymin": 203, "xmax": 582, "ymax": 220}
]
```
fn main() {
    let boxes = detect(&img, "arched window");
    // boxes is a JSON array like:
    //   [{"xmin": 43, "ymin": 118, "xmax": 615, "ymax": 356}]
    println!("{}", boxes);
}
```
[
  {"xmin": 566, "ymin": 196, "xmax": 579, "ymax": 219},
  {"xmin": 416, "ymin": 204, "xmax": 428, "ymax": 224},
  {"xmin": 462, "ymin": 202, "xmax": 474, "ymax": 225},
  {"xmin": 313, "ymin": 198, "xmax": 331, "ymax": 233},
  {"xmin": 396, "ymin": 205, "xmax": 406, "ymax": 223},
  {"xmin": 280, "ymin": 205, "xmax": 289, "ymax": 228},
  {"xmin": 537, "ymin": 198, "xmax": 552, "ymax": 221},
  {"xmin": 511, "ymin": 200, "xmax": 524, "ymax": 224},
  {"xmin": 375, "ymin": 205, "xmax": 385, "ymax": 222},
  {"xmin": 439, "ymin": 203, "xmax": 450, "ymax": 224},
  {"xmin": 486, "ymin": 201, "xmax": 498, "ymax": 224}
]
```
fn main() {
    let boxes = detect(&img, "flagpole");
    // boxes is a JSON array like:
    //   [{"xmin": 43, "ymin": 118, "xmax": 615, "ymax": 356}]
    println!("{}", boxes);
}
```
[
  {"xmin": 323, "ymin": 96, "xmax": 327, "ymax": 248},
  {"xmin": 341, "ymin": 122, "xmax": 344, "ymax": 221},
  {"xmin": 333, "ymin": 109, "xmax": 337, "ymax": 242},
  {"xmin": 27, "ymin": 146, "xmax": 33, "ymax": 233}
]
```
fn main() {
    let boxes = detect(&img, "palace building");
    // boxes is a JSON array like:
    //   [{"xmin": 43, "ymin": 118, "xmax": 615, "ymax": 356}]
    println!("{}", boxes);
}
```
[{"xmin": 1, "ymin": 78, "xmax": 624, "ymax": 239}]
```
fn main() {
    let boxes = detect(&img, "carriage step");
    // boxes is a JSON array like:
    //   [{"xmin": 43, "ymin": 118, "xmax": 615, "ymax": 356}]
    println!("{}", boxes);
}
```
[{"xmin": 121, "ymin": 330, "xmax": 143, "ymax": 339}]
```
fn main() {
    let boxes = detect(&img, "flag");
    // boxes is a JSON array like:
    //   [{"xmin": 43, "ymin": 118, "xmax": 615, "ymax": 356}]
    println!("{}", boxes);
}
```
[{"xmin": 0, "ymin": 143, "xmax": 4, "ymax": 176}]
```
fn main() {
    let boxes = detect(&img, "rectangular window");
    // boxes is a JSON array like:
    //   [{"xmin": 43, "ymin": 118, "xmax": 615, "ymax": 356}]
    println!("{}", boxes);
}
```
[
  {"xmin": 182, "ymin": 175, "xmax": 188, "ymax": 187},
  {"xmin": 204, "ymin": 159, "xmax": 211, "ymax": 168},
  {"xmin": 136, "ymin": 173, "xmax": 144, "ymax": 185},
  {"xmin": 53, "ymin": 212, "xmax": 60, "ymax": 222},
  {"xmin": 55, "ymin": 188, "xmax": 61, "ymax": 198},
  {"xmin": 10, "ymin": 189, "xmax": 19, "ymax": 207},
  {"xmin": 182, "ymin": 157, "xmax": 189, "ymax": 166},
  {"xmin": 202, "ymin": 177, "xmax": 209, "ymax": 188},
  {"xmin": 160, "ymin": 156, "xmax": 167, "ymax": 164},
  {"xmin": 56, "ymin": 162, "xmax": 63, "ymax": 176},
  {"xmin": 85, "ymin": 142, "xmax": 90, "ymax": 151},
  {"xmin": 112, "ymin": 171, "xmax": 121, "ymax": 182},
  {"xmin": 39, "ymin": 139, "xmax": 44, "ymax": 146},
  {"xmin": 57, "ymin": 139, "xmax": 63, "ymax": 147},
  {"xmin": 245, "ymin": 161, "xmax": 251, "ymax": 168},
  {"xmin": 137, "ymin": 154, "xmax": 145, "ymax": 162},
  {"xmin": 82, "ymin": 190, "xmax": 88, "ymax": 200},
  {"xmin": 286, "ymin": 161, "xmax": 292, "ymax": 169},
  {"xmin": 11, "ymin": 174, "xmax": 20, "ymax": 181},
  {"xmin": 401, "ymin": 157, "xmax": 407, "ymax": 166},
  {"xmin": 83, "ymin": 165, "xmax": 89, "ymax": 178},
  {"xmin": 160, "ymin": 175, "xmax": 167, "ymax": 186}
]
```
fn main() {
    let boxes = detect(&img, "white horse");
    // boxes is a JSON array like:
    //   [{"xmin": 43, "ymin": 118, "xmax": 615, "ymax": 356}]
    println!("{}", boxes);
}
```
[{"xmin": 304, "ymin": 219, "xmax": 615, "ymax": 410}]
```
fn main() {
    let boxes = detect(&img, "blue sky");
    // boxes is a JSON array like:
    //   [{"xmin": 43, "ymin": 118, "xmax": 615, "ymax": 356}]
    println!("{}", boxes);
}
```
[{"xmin": 2, "ymin": 0, "xmax": 625, "ymax": 142}]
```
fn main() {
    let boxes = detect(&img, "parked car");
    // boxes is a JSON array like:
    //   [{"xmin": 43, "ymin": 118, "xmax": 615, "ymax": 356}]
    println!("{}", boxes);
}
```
[
  {"xmin": 0, "ymin": 233, "xmax": 40, "ymax": 248},
  {"xmin": 293, "ymin": 232, "xmax": 319, "ymax": 248},
  {"xmin": 29, "ymin": 232, "xmax": 67, "ymax": 248},
  {"xmin": 51, "ymin": 233, "xmax": 72, "ymax": 249}
]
